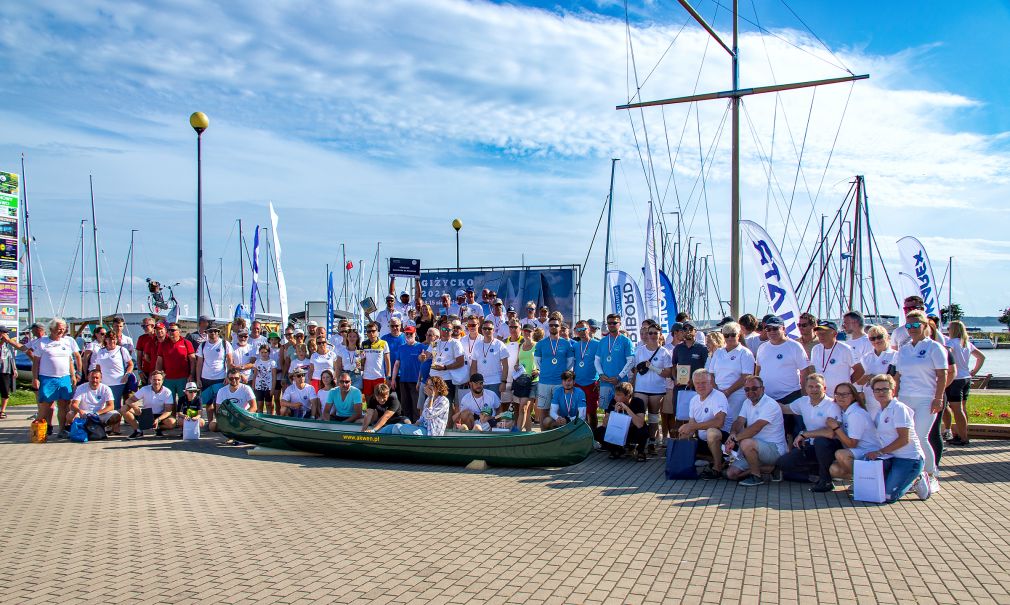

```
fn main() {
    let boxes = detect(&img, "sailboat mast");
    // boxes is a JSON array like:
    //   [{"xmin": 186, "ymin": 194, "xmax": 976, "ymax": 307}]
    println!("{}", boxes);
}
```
[
  {"xmin": 238, "ymin": 219, "xmax": 245, "ymax": 306},
  {"xmin": 80, "ymin": 220, "xmax": 86, "ymax": 318},
  {"xmin": 602, "ymin": 158, "xmax": 618, "ymax": 319},
  {"xmin": 848, "ymin": 177, "xmax": 862, "ymax": 311},
  {"xmin": 864, "ymin": 181, "xmax": 880, "ymax": 317},
  {"xmin": 20, "ymin": 154, "xmax": 35, "ymax": 325},
  {"xmin": 89, "ymin": 176, "xmax": 103, "ymax": 322},
  {"xmin": 729, "ymin": 0, "xmax": 741, "ymax": 317}
]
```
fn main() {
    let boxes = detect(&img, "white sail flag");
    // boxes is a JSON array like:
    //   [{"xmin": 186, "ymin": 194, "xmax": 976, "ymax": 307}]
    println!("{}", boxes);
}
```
[
  {"xmin": 607, "ymin": 270, "xmax": 646, "ymax": 346},
  {"xmin": 896, "ymin": 236, "xmax": 940, "ymax": 317},
  {"xmin": 642, "ymin": 201, "xmax": 662, "ymax": 324},
  {"xmin": 740, "ymin": 220, "xmax": 802, "ymax": 339},
  {"xmin": 268, "ymin": 202, "xmax": 289, "ymax": 326}
]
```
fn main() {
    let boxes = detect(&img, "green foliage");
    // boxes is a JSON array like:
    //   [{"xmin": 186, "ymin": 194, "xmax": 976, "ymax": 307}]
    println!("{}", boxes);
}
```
[
  {"xmin": 941, "ymin": 303, "xmax": 964, "ymax": 323},
  {"xmin": 999, "ymin": 307, "xmax": 1010, "ymax": 327}
]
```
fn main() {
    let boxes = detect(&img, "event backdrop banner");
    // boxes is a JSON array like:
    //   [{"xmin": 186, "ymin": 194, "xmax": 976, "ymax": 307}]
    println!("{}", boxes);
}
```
[
  {"xmin": 420, "ymin": 268, "xmax": 577, "ymax": 320},
  {"xmin": 607, "ymin": 270, "xmax": 646, "ymax": 346},
  {"xmin": 896, "ymin": 236, "xmax": 940, "ymax": 317},
  {"xmin": 741, "ymin": 220, "xmax": 801, "ymax": 339},
  {"xmin": 0, "ymin": 171, "xmax": 18, "ymax": 334}
]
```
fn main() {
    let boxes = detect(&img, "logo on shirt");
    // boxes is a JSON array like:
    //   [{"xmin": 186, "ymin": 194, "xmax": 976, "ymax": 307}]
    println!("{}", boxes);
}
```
[
  {"xmin": 704, "ymin": 407, "xmax": 709, "ymax": 413},
  {"xmin": 730, "ymin": 356, "xmax": 736, "ymax": 360},
  {"xmin": 884, "ymin": 417, "xmax": 890, "ymax": 423},
  {"xmin": 917, "ymin": 349, "xmax": 926, "ymax": 357},
  {"xmin": 776, "ymin": 354, "xmax": 783, "ymax": 360},
  {"xmin": 829, "ymin": 359, "xmax": 837, "ymax": 365}
]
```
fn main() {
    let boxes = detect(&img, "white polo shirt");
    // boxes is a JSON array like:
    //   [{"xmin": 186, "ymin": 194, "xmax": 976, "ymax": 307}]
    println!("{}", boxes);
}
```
[
  {"xmin": 689, "ymin": 390, "xmax": 729, "ymax": 440},
  {"xmin": 895, "ymin": 339, "xmax": 948, "ymax": 399},
  {"xmin": 755, "ymin": 339, "xmax": 812, "ymax": 400},
  {"xmin": 708, "ymin": 345, "xmax": 755, "ymax": 391},
  {"xmin": 809, "ymin": 341, "xmax": 859, "ymax": 394},
  {"xmin": 875, "ymin": 399, "xmax": 924, "ymax": 460},
  {"xmin": 737, "ymin": 394, "xmax": 787, "ymax": 454},
  {"xmin": 72, "ymin": 382, "xmax": 114, "ymax": 414},
  {"xmin": 787, "ymin": 396, "xmax": 842, "ymax": 432},
  {"xmin": 133, "ymin": 385, "xmax": 175, "ymax": 414}
]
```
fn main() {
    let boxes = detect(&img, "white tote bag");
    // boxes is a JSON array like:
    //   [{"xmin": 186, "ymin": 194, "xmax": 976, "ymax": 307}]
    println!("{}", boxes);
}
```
[
  {"xmin": 182, "ymin": 418, "xmax": 201, "ymax": 441},
  {"xmin": 675, "ymin": 390, "xmax": 694, "ymax": 421},
  {"xmin": 603, "ymin": 412, "xmax": 632, "ymax": 446},
  {"xmin": 853, "ymin": 459, "xmax": 886, "ymax": 503}
]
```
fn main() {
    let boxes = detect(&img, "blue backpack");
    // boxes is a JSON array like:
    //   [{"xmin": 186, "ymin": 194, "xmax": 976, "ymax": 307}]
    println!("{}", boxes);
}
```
[{"xmin": 69, "ymin": 418, "xmax": 89, "ymax": 443}]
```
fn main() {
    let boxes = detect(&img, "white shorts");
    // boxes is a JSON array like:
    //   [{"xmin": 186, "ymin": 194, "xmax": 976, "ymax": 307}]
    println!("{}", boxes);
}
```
[
  {"xmin": 730, "ymin": 439, "xmax": 782, "ymax": 471},
  {"xmin": 97, "ymin": 411, "xmax": 121, "ymax": 424}
]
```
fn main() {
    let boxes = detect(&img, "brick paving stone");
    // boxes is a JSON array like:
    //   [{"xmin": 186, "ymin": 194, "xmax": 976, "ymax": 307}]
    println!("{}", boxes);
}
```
[{"xmin": 1, "ymin": 407, "xmax": 1008, "ymax": 604}]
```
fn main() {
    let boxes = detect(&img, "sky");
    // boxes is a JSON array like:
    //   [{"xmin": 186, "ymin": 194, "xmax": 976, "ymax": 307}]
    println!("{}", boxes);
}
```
[{"xmin": 1, "ymin": 0, "xmax": 1008, "ymax": 323}]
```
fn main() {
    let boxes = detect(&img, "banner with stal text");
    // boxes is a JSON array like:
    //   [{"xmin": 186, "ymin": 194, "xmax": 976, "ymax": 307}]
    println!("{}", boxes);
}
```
[
  {"xmin": 740, "ymin": 220, "xmax": 801, "ymax": 339},
  {"xmin": 607, "ymin": 269, "xmax": 646, "ymax": 346},
  {"xmin": 896, "ymin": 236, "xmax": 940, "ymax": 318}
]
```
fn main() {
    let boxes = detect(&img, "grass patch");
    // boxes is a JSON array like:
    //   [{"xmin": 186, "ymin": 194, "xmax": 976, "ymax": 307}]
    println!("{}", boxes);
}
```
[{"xmin": 968, "ymin": 394, "xmax": 1010, "ymax": 424}]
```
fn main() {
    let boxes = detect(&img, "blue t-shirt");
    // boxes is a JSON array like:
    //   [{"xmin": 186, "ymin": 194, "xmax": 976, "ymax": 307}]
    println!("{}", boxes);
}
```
[
  {"xmin": 534, "ymin": 337, "xmax": 575, "ymax": 384},
  {"xmin": 327, "ymin": 387, "xmax": 363, "ymax": 417},
  {"xmin": 395, "ymin": 341, "xmax": 427, "ymax": 381},
  {"xmin": 551, "ymin": 387, "xmax": 587, "ymax": 419},
  {"xmin": 595, "ymin": 334, "xmax": 634, "ymax": 379},
  {"xmin": 571, "ymin": 339, "xmax": 600, "ymax": 385},
  {"xmin": 381, "ymin": 333, "xmax": 407, "ymax": 371}
]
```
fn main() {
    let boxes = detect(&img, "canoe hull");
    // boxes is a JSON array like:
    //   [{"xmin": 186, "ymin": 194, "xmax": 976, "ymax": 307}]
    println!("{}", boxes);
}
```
[{"xmin": 216, "ymin": 402, "xmax": 594, "ymax": 468}]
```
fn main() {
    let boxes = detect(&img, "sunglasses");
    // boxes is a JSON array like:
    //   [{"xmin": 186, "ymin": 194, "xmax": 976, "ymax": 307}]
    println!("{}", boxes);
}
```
[
  {"xmin": 575, "ymin": 327, "xmax": 587, "ymax": 332},
  {"xmin": 725, "ymin": 333, "xmax": 738, "ymax": 338},
  {"xmin": 743, "ymin": 386, "xmax": 763, "ymax": 392},
  {"xmin": 366, "ymin": 329, "xmax": 377, "ymax": 333},
  {"xmin": 439, "ymin": 327, "xmax": 450, "ymax": 332},
  {"xmin": 868, "ymin": 335, "xmax": 884, "ymax": 341},
  {"xmin": 872, "ymin": 387, "xmax": 892, "ymax": 393},
  {"xmin": 340, "ymin": 380, "xmax": 351, "ymax": 384},
  {"xmin": 797, "ymin": 322, "xmax": 812, "ymax": 328},
  {"xmin": 228, "ymin": 377, "xmax": 241, "ymax": 381},
  {"xmin": 548, "ymin": 324, "xmax": 560, "ymax": 328},
  {"xmin": 905, "ymin": 322, "xmax": 923, "ymax": 329},
  {"xmin": 481, "ymin": 327, "xmax": 493, "ymax": 331}
]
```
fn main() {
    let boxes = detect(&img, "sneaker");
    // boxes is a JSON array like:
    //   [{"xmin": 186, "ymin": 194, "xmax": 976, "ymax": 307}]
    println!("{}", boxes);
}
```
[
  {"xmin": 646, "ymin": 442, "xmax": 656, "ymax": 456},
  {"xmin": 928, "ymin": 474, "xmax": 940, "ymax": 494},
  {"xmin": 739, "ymin": 475, "xmax": 764, "ymax": 487},
  {"xmin": 914, "ymin": 472, "xmax": 931, "ymax": 500},
  {"xmin": 128, "ymin": 430, "xmax": 143, "ymax": 440},
  {"xmin": 58, "ymin": 429, "xmax": 70, "ymax": 440},
  {"xmin": 155, "ymin": 428, "xmax": 164, "ymax": 437},
  {"xmin": 942, "ymin": 429, "xmax": 954, "ymax": 442},
  {"xmin": 698, "ymin": 468, "xmax": 721, "ymax": 480},
  {"xmin": 770, "ymin": 469, "xmax": 783, "ymax": 482},
  {"xmin": 810, "ymin": 479, "xmax": 834, "ymax": 493},
  {"xmin": 948, "ymin": 437, "xmax": 969, "ymax": 446}
]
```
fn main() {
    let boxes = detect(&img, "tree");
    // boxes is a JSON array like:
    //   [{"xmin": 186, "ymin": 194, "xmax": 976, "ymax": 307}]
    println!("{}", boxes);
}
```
[
  {"xmin": 940, "ymin": 303, "xmax": 964, "ymax": 324},
  {"xmin": 999, "ymin": 306, "xmax": 1010, "ymax": 327}
]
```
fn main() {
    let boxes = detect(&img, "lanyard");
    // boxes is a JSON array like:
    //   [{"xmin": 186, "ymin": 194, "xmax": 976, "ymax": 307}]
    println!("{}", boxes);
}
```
[
  {"xmin": 819, "ymin": 342, "xmax": 838, "ymax": 373},
  {"xmin": 606, "ymin": 334, "xmax": 618, "ymax": 355},
  {"xmin": 549, "ymin": 337, "xmax": 560, "ymax": 358},
  {"xmin": 577, "ymin": 340, "xmax": 589, "ymax": 362},
  {"xmin": 561, "ymin": 390, "xmax": 575, "ymax": 416}
]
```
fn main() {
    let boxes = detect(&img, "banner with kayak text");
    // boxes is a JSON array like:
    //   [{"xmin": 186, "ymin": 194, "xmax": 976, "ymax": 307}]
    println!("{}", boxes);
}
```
[
  {"xmin": 740, "ymin": 220, "xmax": 801, "ymax": 339},
  {"xmin": 607, "ymin": 270, "xmax": 646, "ymax": 346},
  {"xmin": 896, "ymin": 236, "xmax": 940, "ymax": 317}
]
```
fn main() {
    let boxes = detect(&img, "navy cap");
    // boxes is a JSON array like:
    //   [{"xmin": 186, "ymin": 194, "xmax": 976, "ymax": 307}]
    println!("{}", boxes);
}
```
[
  {"xmin": 586, "ymin": 319, "xmax": 599, "ymax": 329},
  {"xmin": 671, "ymin": 322, "xmax": 685, "ymax": 332},
  {"xmin": 764, "ymin": 315, "xmax": 784, "ymax": 327},
  {"xmin": 716, "ymin": 316, "xmax": 735, "ymax": 327},
  {"xmin": 816, "ymin": 320, "xmax": 838, "ymax": 332}
]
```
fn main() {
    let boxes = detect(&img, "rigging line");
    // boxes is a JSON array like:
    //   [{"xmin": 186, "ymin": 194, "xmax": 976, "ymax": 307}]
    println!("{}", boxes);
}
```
[
  {"xmin": 578, "ymin": 196, "xmax": 611, "ymax": 283},
  {"xmin": 776, "ymin": 0, "xmax": 854, "ymax": 75},
  {"xmin": 694, "ymin": 96, "xmax": 724, "ymax": 299},
  {"xmin": 778, "ymin": 87, "xmax": 817, "ymax": 253},
  {"xmin": 57, "ymin": 231, "xmax": 84, "ymax": 316},
  {"xmin": 740, "ymin": 103, "xmax": 795, "ymax": 233},
  {"xmin": 681, "ymin": 104, "xmax": 731, "ymax": 236},
  {"xmin": 623, "ymin": 2, "xmax": 658, "ymax": 203},
  {"xmin": 787, "ymin": 80, "xmax": 857, "ymax": 272},
  {"xmin": 698, "ymin": 0, "xmax": 852, "ymax": 74},
  {"xmin": 634, "ymin": 13, "xmax": 695, "ymax": 99},
  {"xmin": 617, "ymin": 160, "xmax": 644, "ymax": 238},
  {"xmin": 794, "ymin": 179, "xmax": 856, "ymax": 292}
]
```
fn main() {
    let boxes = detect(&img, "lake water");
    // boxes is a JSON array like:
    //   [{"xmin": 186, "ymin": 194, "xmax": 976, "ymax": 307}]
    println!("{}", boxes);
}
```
[{"xmin": 980, "ymin": 348, "xmax": 1010, "ymax": 377}]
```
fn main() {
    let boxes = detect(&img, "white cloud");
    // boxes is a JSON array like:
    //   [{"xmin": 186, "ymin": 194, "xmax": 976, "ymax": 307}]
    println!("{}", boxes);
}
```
[{"xmin": 1, "ymin": 0, "xmax": 1007, "ymax": 318}]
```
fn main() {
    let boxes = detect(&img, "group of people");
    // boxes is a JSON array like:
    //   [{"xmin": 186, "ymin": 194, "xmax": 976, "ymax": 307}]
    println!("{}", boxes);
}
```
[{"xmin": 15, "ymin": 284, "xmax": 986, "ymax": 502}]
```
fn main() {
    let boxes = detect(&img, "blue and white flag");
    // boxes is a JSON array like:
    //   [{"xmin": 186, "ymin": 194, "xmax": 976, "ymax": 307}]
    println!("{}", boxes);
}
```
[
  {"xmin": 268, "ymin": 202, "xmax": 289, "ymax": 326},
  {"xmin": 741, "ymin": 220, "xmax": 801, "ymax": 339},
  {"xmin": 607, "ymin": 269, "xmax": 647, "ymax": 346},
  {"xmin": 642, "ymin": 201, "xmax": 662, "ymax": 323},
  {"xmin": 896, "ymin": 236, "xmax": 940, "ymax": 317},
  {"xmin": 658, "ymin": 270, "xmax": 677, "ymax": 332},
  {"xmin": 249, "ymin": 226, "xmax": 260, "ymax": 322}
]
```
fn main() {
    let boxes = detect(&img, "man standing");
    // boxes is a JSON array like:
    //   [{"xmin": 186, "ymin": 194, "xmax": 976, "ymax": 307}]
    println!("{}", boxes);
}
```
[
  {"xmin": 534, "ymin": 305, "xmax": 551, "ymax": 334},
  {"xmin": 891, "ymin": 296, "xmax": 925, "ymax": 349},
  {"xmin": 429, "ymin": 317, "xmax": 466, "ymax": 419},
  {"xmin": 186, "ymin": 315, "xmax": 211, "ymax": 349},
  {"xmin": 463, "ymin": 288, "xmax": 484, "ymax": 319},
  {"xmin": 370, "ymin": 295, "xmax": 403, "ymax": 338},
  {"xmin": 810, "ymin": 320, "xmax": 863, "ymax": 394},
  {"xmin": 534, "ymin": 318, "xmax": 575, "ymax": 425},
  {"xmin": 469, "ymin": 320, "xmax": 509, "ymax": 398},
  {"xmin": 485, "ymin": 299, "xmax": 509, "ymax": 340},
  {"xmin": 523, "ymin": 302, "xmax": 538, "ymax": 329},
  {"xmin": 32, "ymin": 318, "xmax": 82, "ymax": 437},
  {"xmin": 448, "ymin": 289, "xmax": 467, "ymax": 318},
  {"xmin": 724, "ymin": 376, "xmax": 788, "ymax": 486},
  {"xmin": 248, "ymin": 321, "xmax": 268, "ymax": 352},
  {"xmin": 754, "ymin": 316, "xmax": 813, "ymax": 406},
  {"xmin": 382, "ymin": 319, "xmax": 407, "ymax": 384},
  {"xmin": 595, "ymin": 313, "xmax": 635, "ymax": 423},
  {"xmin": 391, "ymin": 326, "xmax": 424, "ymax": 421},
  {"xmin": 571, "ymin": 320, "xmax": 600, "ymax": 428},
  {"xmin": 110, "ymin": 316, "xmax": 135, "ymax": 354},
  {"xmin": 585, "ymin": 319, "xmax": 601, "ymax": 341},
  {"xmin": 134, "ymin": 317, "xmax": 156, "ymax": 382},
  {"xmin": 155, "ymin": 322, "xmax": 195, "ymax": 404},
  {"xmin": 842, "ymin": 311, "xmax": 872, "ymax": 359},
  {"xmin": 797, "ymin": 312, "xmax": 819, "ymax": 357}
]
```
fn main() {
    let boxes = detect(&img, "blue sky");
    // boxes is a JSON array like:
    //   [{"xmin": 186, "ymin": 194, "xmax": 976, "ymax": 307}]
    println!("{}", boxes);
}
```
[{"xmin": 1, "ymin": 0, "xmax": 1008, "ymax": 322}]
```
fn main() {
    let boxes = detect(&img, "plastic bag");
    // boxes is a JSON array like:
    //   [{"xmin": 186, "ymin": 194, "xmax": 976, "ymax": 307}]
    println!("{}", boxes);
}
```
[
  {"xmin": 29, "ymin": 418, "xmax": 48, "ymax": 443},
  {"xmin": 69, "ymin": 418, "xmax": 89, "ymax": 443},
  {"xmin": 182, "ymin": 418, "xmax": 201, "ymax": 441},
  {"xmin": 84, "ymin": 414, "xmax": 108, "ymax": 441}
]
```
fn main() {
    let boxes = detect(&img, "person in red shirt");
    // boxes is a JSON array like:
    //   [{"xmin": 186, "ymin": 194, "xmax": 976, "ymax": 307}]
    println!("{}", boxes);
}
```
[
  {"xmin": 135, "ymin": 317, "xmax": 159, "ymax": 383},
  {"xmin": 156, "ymin": 322, "xmax": 196, "ymax": 403}
]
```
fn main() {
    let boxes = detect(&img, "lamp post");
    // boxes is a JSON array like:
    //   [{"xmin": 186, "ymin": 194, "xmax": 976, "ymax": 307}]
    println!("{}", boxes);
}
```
[
  {"xmin": 452, "ymin": 218, "xmax": 462, "ymax": 271},
  {"xmin": 190, "ymin": 111, "xmax": 209, "ymax": 321}
]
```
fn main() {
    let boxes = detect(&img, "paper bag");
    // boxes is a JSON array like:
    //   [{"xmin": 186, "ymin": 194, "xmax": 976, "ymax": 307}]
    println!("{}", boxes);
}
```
[
  {"xmin": 183, "ymin": 418, "xmax": 201, "ymax": 441},
  {"xmin": 675, "ymin": 390, "xmax": 694, "ymax": 421},
  {"xmin": 603, "ymin": 412, "xmax": 632, "ymax": 446},
  {"xmin": 853, "ymin": 459, "xmax": 886, "ymax": 503}
]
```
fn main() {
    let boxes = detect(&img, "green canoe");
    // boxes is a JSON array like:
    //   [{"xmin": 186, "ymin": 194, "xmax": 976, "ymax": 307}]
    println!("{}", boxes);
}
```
[{"xmin": 215, "ymin": 401, "xmax": 595, "ymax": 468}]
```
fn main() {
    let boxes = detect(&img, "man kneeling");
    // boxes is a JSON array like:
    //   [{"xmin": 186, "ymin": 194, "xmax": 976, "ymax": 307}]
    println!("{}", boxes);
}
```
[
  {"xmin": 593, "ymin": 381, "xmax": 648, "ymax": 460},
  {"xmin": 453, "ymin": 373, "xmax": 500, "ymax": 430},
  {"xmin": 724, "ymin": 376, "xmax": 788, "ymax": 486},
  {"xmin": 362, "ymin": 384, "xmax": 408, "ymax": 433},
  {"xmin": 542, "ymin": 371, "xmax": 586, "ymax": 430},
  {"xmin": 62, "ymin": 368, "xmax": 121, "ymax": 438},
  {"xmin": 122, "ymin": 370, "xmax": 176, "ymax": 438},
  {"xmin": 677, "ymin": 369, "xmax": 728, "ymax": 479}
]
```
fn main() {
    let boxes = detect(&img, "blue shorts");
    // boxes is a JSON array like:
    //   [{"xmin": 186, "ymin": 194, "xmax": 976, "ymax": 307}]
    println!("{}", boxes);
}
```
[
  {"xmin": 200, "ymin": 379, "xmax": 225, "ymax": 405},
  {"xmin": 38, "ymin": 375, "xmax": 73, "ymax": 403}
]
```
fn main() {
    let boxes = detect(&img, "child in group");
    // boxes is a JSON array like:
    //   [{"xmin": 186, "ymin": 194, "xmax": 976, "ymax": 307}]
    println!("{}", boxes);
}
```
[
  {"xmin": 314, "ymin": 370, "xmax": 337, "ymax": 419},
  {"xmin": 253, "ymin": 344, "xmax": 278, "ymax": 415}
]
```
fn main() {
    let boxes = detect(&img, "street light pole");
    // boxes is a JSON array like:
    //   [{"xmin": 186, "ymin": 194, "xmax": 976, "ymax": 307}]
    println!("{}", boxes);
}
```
[
  {"xmin": 452, "ymin": 218, "xmax": 462, "ymax": 271},
  {"xmin": 190, "ymin": 112, "xmax": 209, "ymax": 322}
]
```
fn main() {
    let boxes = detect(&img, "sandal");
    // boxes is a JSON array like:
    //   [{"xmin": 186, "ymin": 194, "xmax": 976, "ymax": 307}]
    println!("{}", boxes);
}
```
[{"xmin": 0, "ymin": 412, "xmax": 7, "ymax": 419}]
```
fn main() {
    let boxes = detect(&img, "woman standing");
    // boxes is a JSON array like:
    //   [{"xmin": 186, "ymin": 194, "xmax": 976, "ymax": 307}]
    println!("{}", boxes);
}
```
[
  {"xmin": 894, "ymin": 310, "xmax": 947, "ymax": 493},
  {"xmin": 335, "ymin": 328, "xmax": 364, "ymax": 390},
  {"xmin": 414, "ymin": 303, "xmax": 436, "ymax": 342},
  {"xmin": 511, "ymin": 323, "xmax": 540, "ymax": 432},
  {"xmin": 80, "ymin": 325, "xmax": 107, "ymax": 378},
  {"xmin": 943, "ymin": 321, "xmax": 985, "ymax": 446},
  {"xmin": 92, "ymin": 330, "xmax": 135, "ymax": 410},
  {"xmin": 866, "ymin": 374, "xmax": 930, "ymax": 502},
  {"xmin": 631, "ymin": 324, "xmax": 673, "ymax": 453},
  {"xmin": 856, "ymin": 325, "xmax": 897, "ymax": 420},
  {"xmin": 309, "ymin": 338, "xmax": 338, "ymax": 390},
  {"xmin": 704, "ymin": 332, "xmax": 725, "ymax": 361}
]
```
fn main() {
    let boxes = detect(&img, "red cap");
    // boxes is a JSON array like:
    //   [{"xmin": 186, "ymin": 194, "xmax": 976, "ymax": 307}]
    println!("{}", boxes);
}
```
[{"xmin": 403, "ymin": 325, "xmax": 416, "ymax": 334}]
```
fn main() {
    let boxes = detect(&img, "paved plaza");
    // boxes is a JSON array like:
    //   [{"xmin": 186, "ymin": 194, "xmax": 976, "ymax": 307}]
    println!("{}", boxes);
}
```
[{"xmin": 2, "ymin": 407, "xmax": 1009, "ymax": 605}]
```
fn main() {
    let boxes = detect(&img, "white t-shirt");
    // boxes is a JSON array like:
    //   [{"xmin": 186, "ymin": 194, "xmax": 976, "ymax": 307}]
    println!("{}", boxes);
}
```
[
  {"xmin": 289, "ymin": 357, "xmax": 312, "ymax": 376},
  {"xmin": 737, "ymin": 394, "xmax": 787, "ymax": 454},
  {"xmin": 215, "ymin": 383, "xmax": 256, "ymax": 410},
  {"xmin": 459, "ymin": 389, "xmax": 501, "ymax": 416},
  {"xmin": 890, "ymin": 325, "xmax": 910, "ymax": 350},
  {"xmin": 83, "ymin": 341, "xmax": 102, "ymax": 370},
  {"xmin": 253, "ymin": 358, "xmax": 278, "ymax": 390},
  {"xmin": 472, "ymin": 339, "xmax": 510, "ymax": 385},
  {"xmin": 875, "ymin": 400, "xmax": 924, "ymax": 460},
  {"xmin": 846, "ymin": 335, "xmax": 873, "ymax": 360},
  {"xmin": 282, "ymin": 383, "xmax": 318, "ymax": 413},
  {"xmin": 133, "ymin": 385, "xmax": 175, "ymax": 414},
  {"xmin": 116, "ymin": 333, "xmax": 135, "ymax": 354},
  {"xmin": 197, "ymin": 340, "xmax": 232, "ymax": 381},
  {"xmin": 946, "ymin": 338, "xmax": 977, "ymax": 380},
  {"xmin": 463, "ymin": 303, "xmax": 484, "ymax": 319},
  {"xmin": 93, "ymin": 346, "xmax": 131, "ymax": 386},
  {"xmin": 708, "ymin": 345, "xmax": 756, "ymax": 392},
  {"xmin": 231, "ymin": 343, "xmax": 255, "ymax": 380},
  {"xmin": 841, "ymin": 404, "xmax": 881, "ymax": 455},
  {"xmin": 485, "ymin": 314, "xmax": 510, "ymax": 339},
  {"xmin": 72, "ymin": 382, "xmax": 114, "ymax": 414},
  {"xmin": 34, "ymin": 336, "xmax": 80, "ymax": 377},
  {"xmin": 459, "ymin": 334, "xmax": 481, "ymax": 365},
  {"xmin": 430, "ymin": 338, "xmax": 464, "ymax": 382},
  {"xmin": 373, "ymin": 309, "xmax": 403, "ymax": 337},
  {"xmin": 360, "ymin": 341, "xmax": 389, "ymax": 381},
  {"xmin": 895, "ymin": 339, "xmax": 948, "ymax": 399},
  {"xmin": 744, "ymin": 333, "xmax": 764, "ymax": 357},
  {"xmin": 689, "ymin": 390, "xmax": 729, "ymax": 440},
  {"xmin": 809, "ymin": 341, "xmax": 859, "ymax": 394},
  {"xmin": 632, "ymin": 345, "xmax": 672, "ymax": 394},
  {"xmin": 755, "ymin": 339, "xmax": 812, "ymax": 400},
  {"xmin": 787, "ymin": 396, "xmax": 842, "ymax": 432},
  {"xmin": 309, "ymin": 350, "xmax": 338, "ymax": 380}
]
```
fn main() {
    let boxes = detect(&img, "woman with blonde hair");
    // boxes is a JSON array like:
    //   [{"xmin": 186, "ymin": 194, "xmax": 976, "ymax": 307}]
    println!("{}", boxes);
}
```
[
  {"xmin": 943, "ymin": 320, "xmax": 985, "ymax": 446},
  {"xmin": 866, "ymin": 374, "xmax": 929, "ymax": 501},
  {"xmin": 856, "ymin": 325, "xmax": 896, "ymax": 420},
  {"xmin": 704, "ymin": 331, "xmax": 725, "ymax": 359},
  {"xmin": 825, "ymin": 382, "xmax": 881, "ymax": 481}
]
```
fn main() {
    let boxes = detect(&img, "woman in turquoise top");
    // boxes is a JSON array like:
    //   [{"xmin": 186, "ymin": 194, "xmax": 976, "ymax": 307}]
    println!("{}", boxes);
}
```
[{"xmin": 324, "ymin": 372, "xmax": 363, "ymax": 423}]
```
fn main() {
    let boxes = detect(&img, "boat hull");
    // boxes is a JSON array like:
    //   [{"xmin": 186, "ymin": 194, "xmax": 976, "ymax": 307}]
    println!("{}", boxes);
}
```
[{"xmin": 215, "ymin": 402, "xmax": 594, "ymax": 468}]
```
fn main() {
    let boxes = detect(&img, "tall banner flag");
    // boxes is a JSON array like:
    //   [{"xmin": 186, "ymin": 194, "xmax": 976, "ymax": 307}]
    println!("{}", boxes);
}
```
[
  {"xmin": 896, "ymin": 236, "xmax": 939, "ymax": 317},
  {"xmin": 249, "ymin": 226, "xmax": 260, "ymax": 322},
  {"xmin": 607, "ymin": 269, "xmax": 646, "ymax": 346},
  {"xmin": 326, "ymin": 271, "xmax": 334, "ymax": 337},
  {"xmin": 741, "ymin": 220, "xmax": 801, "ymax": 339},
  {"xmin": 642, "ymin": 201, "xmax": 661, "ymax": 323},
  {"xmin": 0, "ymin": 171, "xmax": 20, "ymax": 334},
  {"xmin": 658, "ymin": 270, "xmax": 677, "ymax": 332},
  {"xmin": 268, "ymin": 202, "xmax": 289, "ymax": 326}
]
